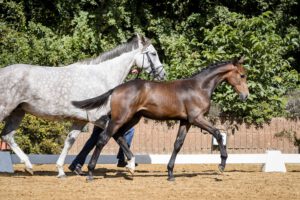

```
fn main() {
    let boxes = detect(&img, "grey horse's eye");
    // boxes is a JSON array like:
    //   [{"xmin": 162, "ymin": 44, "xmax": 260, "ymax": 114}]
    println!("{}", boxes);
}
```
[{"xmin": 151, "ymin": 52, "xmax": 157, "ymax": 56}]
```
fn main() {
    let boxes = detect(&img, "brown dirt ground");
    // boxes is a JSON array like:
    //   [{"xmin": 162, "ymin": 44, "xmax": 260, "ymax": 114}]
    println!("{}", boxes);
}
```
[{"xmin": 0, "ymin": 164, "xmax": 299, "ymax": 200}]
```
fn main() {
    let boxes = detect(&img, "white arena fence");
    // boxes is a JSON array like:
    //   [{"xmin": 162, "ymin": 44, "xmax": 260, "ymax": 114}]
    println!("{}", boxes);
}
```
[{"xmin": 1, "ymin": 151, "xmax": 300, "ymax": 173}]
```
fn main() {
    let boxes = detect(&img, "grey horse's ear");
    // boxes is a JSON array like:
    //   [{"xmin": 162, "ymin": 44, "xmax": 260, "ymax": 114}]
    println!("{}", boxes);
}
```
[
  {"xmin": 137, "ymin": 33, "xmax": 147, "ymax": 45},
  {"xmin": 136, "ymin": 33, "xmax": 143, "ymax": 48},
  {"xmin": 141, "ymin": 35, "xmax": 147, "ymax": 45},
  {"xmin": 136, "ymin": 33, "xmax": 141, "ymax": 40}
]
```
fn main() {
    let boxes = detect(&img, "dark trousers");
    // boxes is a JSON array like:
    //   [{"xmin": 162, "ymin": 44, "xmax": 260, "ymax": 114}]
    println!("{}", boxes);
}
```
[{"xmin": 69, "ymin": 126, "xmax": 134, "ymax": 170}]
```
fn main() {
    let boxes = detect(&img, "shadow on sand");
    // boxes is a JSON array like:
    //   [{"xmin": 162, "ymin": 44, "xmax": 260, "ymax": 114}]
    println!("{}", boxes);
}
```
[{"xmin": 0, "ymin": 167, "xmax": 227, "ymax": 182}]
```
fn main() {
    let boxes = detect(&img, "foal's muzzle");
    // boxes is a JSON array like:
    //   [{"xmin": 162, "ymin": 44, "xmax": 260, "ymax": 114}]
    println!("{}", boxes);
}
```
[{"xmin": 239, "ymin": 93, "xmax": 249, "ymax": 101}]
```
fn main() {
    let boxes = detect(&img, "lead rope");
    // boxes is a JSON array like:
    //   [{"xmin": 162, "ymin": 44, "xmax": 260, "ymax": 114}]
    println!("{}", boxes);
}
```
[
  {"xmin": 145, "ymin": 52, "xmax": 156, "ymax": 80},
  {"xmin": 135, "ymin": 53, "xmax": 144, "ymax": 80}
]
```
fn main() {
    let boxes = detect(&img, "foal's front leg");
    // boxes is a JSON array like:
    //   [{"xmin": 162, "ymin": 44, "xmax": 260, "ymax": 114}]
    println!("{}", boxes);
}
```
[
  {"xmin": 193, "ymin": 116, "xmax": 228, "ymax": 172},
  {"xmin": 167, "ymin": 120, "xmax": 191, "ymax": 181}
]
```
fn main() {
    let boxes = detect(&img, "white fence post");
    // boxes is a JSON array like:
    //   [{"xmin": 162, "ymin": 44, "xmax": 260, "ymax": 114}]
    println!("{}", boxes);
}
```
[
  {"xmin": 0, "ymin": 151, "xmax": 14, "ymax": 173},
  {"xmin": 262, "ymin": 150, "xmax": 286, "ymax": 172}
]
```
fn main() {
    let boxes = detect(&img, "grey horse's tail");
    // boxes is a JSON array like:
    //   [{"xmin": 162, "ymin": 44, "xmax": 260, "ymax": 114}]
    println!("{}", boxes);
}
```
[{"xmin": 72, "ymin": 89, "xmax": 114, "ymax": 110}]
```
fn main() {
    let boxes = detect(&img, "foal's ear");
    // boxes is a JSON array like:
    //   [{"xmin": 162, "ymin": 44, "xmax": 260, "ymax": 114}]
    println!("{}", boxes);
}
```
[
  {"xmin": 233, "ymin": 55, "xmax": 245, "ymax": 65},
  {"xmin": 238, "ymin": 55, "xmax": 245, "ymax": 64}
]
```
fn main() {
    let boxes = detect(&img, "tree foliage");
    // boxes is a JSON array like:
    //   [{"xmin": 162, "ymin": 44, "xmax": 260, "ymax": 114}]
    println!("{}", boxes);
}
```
[{"xmin": 0, "ymin": 0, "xmax": 299, "ymax": 153}]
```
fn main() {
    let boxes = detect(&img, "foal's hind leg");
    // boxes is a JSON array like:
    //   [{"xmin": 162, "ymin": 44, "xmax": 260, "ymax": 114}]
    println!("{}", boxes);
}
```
[
  {"xmin": 113, "ymin": 115, "xmax": 142, "ymax": 175},
  {"xmin": 192, "ymin": 116, "xmax": 228, "ymax": 172},
  {"xmin": 86, "ymin": 121, "xmax": 134, "ymax": 181},
  {"xmin": 0, "ymin": 109, "xmax": 33, "ymax": 174},
  {"xmin": 56, "ymin": 122, "xmax": 86, "ymax": 178},
  {"xmin": 87, "ymin": 113, "xmax": 141, "ymax": 181},
  {"xmin": 167, "ymin": 120, "xmax": 191, "ymax": 181},
  {"xmin": 86, "ymin": 127, "xmax": 112, "ymax": 181},
  {"xmin": 113, "ymin": 133, "xmax": 134, "ymax": 170}
]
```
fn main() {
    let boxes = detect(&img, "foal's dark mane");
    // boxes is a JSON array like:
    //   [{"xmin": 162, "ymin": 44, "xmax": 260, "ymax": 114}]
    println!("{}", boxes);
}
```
[
  {"xmin": 190, "ymin": 60, "xmax": 232, "ymax": 78},
  {"xmin": 78, "ymin": 36, "xmax": 147, "ymax": 65}
]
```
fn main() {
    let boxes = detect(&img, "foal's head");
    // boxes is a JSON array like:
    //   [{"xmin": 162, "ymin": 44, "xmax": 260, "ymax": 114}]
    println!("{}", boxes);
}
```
[
  {"xmin": 134, "ymin": 34, "xmax": 166, "ymax": 80},
  {"xmin": 224, "ymin": 56, "xmax": 249, "ymax": 101}
]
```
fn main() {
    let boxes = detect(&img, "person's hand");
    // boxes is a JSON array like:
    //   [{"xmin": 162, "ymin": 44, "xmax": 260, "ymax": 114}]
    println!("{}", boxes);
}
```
[{"xmin": 131, "ymin": 69, "xmax": 139, "ymax": 74}]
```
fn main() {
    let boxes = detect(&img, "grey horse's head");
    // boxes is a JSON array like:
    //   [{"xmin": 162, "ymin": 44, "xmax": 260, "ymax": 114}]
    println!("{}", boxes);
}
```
[{"xmin": 134, "ymin": 34, "xmax": 166, "ymax": 81}]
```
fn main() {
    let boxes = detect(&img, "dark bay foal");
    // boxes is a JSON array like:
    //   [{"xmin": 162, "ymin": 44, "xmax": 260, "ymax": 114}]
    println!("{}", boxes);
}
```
[{"xmin": 73, "ymin": 56, "xmax": 249, "ymax": 181}]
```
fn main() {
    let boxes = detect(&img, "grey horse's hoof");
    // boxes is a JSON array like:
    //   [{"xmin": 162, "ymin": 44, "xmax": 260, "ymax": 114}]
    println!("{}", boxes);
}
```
[
  {"xmin": 25, "ymin": 167, "xmax": 34, "ymax": 175},
  {"xmin": 57, "ymin": 174, "xmax": 67, "ymax": 179}
]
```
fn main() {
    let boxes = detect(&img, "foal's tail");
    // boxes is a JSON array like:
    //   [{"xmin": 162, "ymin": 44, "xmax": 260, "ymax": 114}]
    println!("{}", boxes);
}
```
[{"xmin": 72, "ymin": 89, "xmax": 114, "ymax": 110}]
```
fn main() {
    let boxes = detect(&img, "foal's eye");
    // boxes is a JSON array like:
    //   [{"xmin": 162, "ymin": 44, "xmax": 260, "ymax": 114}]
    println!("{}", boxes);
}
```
[{"xmin": 240, "ymin": 74, "xmax": 246, "ymax": 78}]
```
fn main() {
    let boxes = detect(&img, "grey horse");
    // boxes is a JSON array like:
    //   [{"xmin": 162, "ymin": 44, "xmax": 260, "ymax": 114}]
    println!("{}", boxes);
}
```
[{"xmin": 0, "ymin": 34, "xmax": 166, "ymax": 177}]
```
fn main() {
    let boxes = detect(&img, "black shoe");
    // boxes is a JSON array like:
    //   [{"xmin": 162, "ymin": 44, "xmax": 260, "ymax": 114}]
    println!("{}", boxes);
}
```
[
  {"xmin": 68, "ymin": 164, "xmax": 75, "ymax": 171},
  {"xmin": 117, "ymin": 160, "xmax": 127, "ymax": 167},
  {"xmin": 117, "ymin": 160, "xmax": 138, "ymax": 168},
  {"xmin": 69, "ymin": 164, "xmax": 85, "ymax": 176}
]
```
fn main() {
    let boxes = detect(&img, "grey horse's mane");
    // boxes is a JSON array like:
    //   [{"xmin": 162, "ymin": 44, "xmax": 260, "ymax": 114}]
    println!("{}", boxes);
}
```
[{"xmin": 78, "ymin": 36, "xmax": 140, "ymax": 65}]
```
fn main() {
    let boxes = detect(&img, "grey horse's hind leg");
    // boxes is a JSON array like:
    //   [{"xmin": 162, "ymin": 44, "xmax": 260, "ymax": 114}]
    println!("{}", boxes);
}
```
[
  {"xmin": 56, "ymin": 122, "xmax": 86, "ymax": 178},
  {"xmin": 0, "ymin": 108, "xmax": 33, "ymax": 174}
]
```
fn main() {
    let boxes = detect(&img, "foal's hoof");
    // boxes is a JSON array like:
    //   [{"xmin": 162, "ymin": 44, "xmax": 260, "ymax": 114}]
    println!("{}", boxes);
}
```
[
  {"xmin": 126, "ymin": 167, "xmax": 135, "ymax": 175},
  {"xmin": 218, "ymin": 164, "xmax": 225, "ymax": 173},
  {"xmin": 25, "ymin": 167, "xmax": 34, "ymax": 175},
  {"xmin": 86, "ymin": 175, "xmax": 94, "ymax": 182},
  {"xmin": 167, "ymin": 177, "xmax": 175, "ymax": 182}
]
